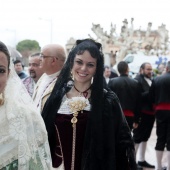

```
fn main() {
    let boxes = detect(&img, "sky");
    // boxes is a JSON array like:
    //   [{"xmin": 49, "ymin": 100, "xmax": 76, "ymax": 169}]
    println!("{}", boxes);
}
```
[{"xmin": 0, "ymin": 0, "xmax": 170, "ymax": 49}]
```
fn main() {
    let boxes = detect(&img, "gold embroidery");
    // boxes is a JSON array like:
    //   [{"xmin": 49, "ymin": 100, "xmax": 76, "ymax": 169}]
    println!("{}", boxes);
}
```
[{"xmin": 68, "ymin": 97, "xmax": 87, "ymax": 170}]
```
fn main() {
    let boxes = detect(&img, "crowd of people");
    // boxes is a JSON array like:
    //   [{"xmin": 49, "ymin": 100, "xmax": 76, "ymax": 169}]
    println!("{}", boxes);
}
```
[
  {"xmin": 0, "ymin": 39, "xmax": 170, "ymax": 170},
  {"xmin": 104, "ymin": 61, "xmax": 170, "ymax": 170}
]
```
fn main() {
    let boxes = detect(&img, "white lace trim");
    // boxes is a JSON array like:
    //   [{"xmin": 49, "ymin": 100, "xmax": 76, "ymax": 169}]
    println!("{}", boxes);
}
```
[{"xmin": 58, "ymin": 96, "xmax": 91, "ymax": 114}]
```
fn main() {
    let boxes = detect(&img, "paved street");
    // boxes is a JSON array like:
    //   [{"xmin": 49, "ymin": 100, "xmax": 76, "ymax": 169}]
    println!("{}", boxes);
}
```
[{"xmin": 136, "ymin": 122, "xmax": 168, "ymax": 170}]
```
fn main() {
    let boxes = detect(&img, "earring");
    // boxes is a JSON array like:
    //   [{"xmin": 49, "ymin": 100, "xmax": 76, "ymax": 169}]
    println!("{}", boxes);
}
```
[
  {"xmin": 0, "ymin": 93, "xmax": 4, "ymax": 106},
  {"xmin": 71, "ymin": 71, "xmax": 74, "ymax": 80},
  {"xmin": 91, "ymin": 77, "xmax": 94, "ymax": 84}
]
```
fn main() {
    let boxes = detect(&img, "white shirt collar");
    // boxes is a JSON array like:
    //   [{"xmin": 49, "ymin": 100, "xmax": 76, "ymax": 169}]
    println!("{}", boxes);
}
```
[{"xmin": 144, "ymin": 77, "xmax": 152, "ymax": 86}]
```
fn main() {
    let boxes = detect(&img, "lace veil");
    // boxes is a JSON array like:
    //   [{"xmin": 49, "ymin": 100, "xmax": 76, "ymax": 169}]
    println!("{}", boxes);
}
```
[{"xmin": 0, "ymin": 57, "xmax": 52, "ymax": 169}]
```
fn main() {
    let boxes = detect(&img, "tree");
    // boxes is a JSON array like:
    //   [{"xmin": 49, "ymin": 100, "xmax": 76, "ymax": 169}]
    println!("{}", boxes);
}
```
[{"xmin": 16, "ymin": 39, "xmax": 40, "ymax": 66}]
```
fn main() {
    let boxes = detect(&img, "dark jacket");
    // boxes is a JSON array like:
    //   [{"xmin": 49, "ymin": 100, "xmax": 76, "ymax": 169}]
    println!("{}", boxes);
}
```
[
  {"xmin": 18, "ymin": 71, "xmax": 27, "ymax": 79},
  {"xmin": 135, "ymin": 74, "xmax": 153, "ymax": 112},
  {"xmin": 42, "ymin": 84, "xmax": 136, "ymax": 170},
  {"xmin": 108, "ymin": 74, "xmax": 141, "ymax": 123},
  {"xmin": 149, "ymin": 72, "xmax": 170, "ymax": 104},
  {"xmin": 103, "ymin": 76, "xmax": 109, "ymax": 89}
]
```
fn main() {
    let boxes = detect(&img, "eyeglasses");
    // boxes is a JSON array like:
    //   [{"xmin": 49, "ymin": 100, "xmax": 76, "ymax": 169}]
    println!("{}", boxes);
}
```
[
  {"xmin": 29, "ymin": 63, "xmax": 40, "ymax": 67},
  {"xmin": 39, "ymin": 54, "xmax": 54, "ymax": 59}
]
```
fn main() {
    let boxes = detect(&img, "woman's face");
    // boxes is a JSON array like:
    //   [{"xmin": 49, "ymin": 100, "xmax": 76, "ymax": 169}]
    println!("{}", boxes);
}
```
[
  {"xmin": 72, "ymin": 50, "xmax": 97, "ymax": 84},
  {"xmin": 0, "ymin": 52, "xmax": 9, "ymax": 93}
]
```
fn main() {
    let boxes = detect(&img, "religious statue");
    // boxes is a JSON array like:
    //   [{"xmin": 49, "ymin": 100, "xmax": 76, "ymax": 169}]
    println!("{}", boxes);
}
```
[
  {"xmin": 109, "ymin": 23, "xmax": 118, "ymax": 43},
  {"xmin": 145, "ymin": 22, "xmax": 152, "ymax": 40},
  {"xmin": 157, "ymin": 24, "xmax": 169, "ymax": 55}
]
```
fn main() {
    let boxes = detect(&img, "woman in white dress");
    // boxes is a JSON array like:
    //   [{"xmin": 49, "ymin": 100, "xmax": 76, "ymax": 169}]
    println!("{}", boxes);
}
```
[{"xmin": 0, "ymin": 41, "xmax": 52, "ymax": 170}]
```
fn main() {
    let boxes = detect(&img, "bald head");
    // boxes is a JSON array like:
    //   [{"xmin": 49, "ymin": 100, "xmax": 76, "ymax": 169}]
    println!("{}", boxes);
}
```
[
  {"xmin": 40, "ymin": 44, "xmax": 66, "ymax": 75},
  {"xmin": 42, "ymin": 44, "xmax": 66, "ymax": 61}
]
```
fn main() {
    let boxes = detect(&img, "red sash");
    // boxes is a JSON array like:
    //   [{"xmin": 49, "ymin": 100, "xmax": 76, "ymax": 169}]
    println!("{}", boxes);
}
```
[
  {"xmin": 123, "ymin": 110, "xmax": 134, "ymax": 117},
  {"xmin": 142, "ymin": 110, "xmax": 154, "ymax": 115},
  {"xmin": 155, "ymin": 103, "xmax": 170, "ymax": 111}
]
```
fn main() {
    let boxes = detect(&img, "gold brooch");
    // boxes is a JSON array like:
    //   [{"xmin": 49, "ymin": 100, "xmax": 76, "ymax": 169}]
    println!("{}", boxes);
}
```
[{"xmin": 68, "ymin": 97, "xmax": 87, "ymax": 127}]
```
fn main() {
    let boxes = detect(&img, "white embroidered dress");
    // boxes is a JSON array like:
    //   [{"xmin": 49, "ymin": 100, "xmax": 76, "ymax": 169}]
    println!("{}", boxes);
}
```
[{"xmin": 0, "ymin": 61, "xmax": 52, "ymax": 170}]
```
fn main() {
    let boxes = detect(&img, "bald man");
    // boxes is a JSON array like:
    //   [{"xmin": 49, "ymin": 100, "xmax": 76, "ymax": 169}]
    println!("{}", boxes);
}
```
[{"xmin": 32, "ymin": 44, "xmax": 66, "ymax": 113}]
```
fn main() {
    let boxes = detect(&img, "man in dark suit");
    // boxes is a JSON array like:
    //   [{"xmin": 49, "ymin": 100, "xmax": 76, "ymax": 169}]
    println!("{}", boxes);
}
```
[
  {"xmin": 108, "ymin": 61, "xmax": 141, "ymax": 130},
  {"xmin": 149, "ymin": 61, "xmax": 170, "ymax": 170},
  {"xmin": 133, "ymin": 62, "xmax": 155, "ymax": 169},
  {"xmin": 103, "ymin": 65, "xmax": 117, "ymax": 89}
]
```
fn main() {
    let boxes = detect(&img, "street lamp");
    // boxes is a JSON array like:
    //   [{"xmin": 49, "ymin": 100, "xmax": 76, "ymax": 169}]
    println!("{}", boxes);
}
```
[{"xmin": 39, "ymin": 17, "xmax": 53, "ymax": 43}]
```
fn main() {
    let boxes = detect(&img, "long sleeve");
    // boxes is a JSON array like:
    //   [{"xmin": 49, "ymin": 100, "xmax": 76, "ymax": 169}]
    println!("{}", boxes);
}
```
[{"xmin": 103, "ymin": 90, "xmax": 136, "ymax": 170}]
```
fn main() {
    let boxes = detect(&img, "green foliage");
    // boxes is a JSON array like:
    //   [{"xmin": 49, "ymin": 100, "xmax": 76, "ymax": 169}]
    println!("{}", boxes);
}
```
[{"xmin": 16, "ymin": 39, "xmax": 40, "ymax": 52}]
